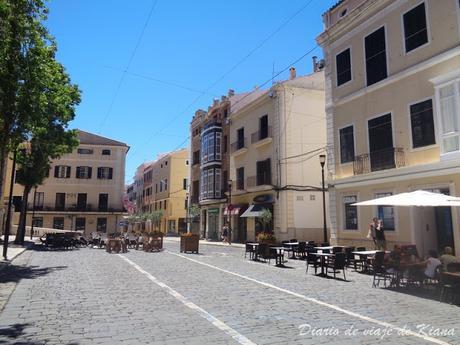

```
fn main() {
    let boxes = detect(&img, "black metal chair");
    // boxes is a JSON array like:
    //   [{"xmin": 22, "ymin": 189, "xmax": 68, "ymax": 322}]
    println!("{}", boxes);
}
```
[
  {"xmin": 245, "ymin": 242, "xmax": 254, "ymax": 259},
  {"xmin": 332, "ymin": 246, "xmax": 343, "ymax": 254},
  {"xmin": 344, "ymin": 246, "xmax": 355, "ymax": 267},
  {"xmin": 326, "ymin": 252, "xmax": 346, "ymax": 280},
  {"xmin": 372, "ymin": 251, "xmax": 389, "ymax": 287},
  {"xmin": 290, "ymin": 239, "xmax": 297, "ymax": 243},
  {"xmin": 269, "ymin": 247, "xmax": 284, "ymax": 266},
  {"xmin": 447, "ymin": 262, "xmax": 460, "ymax": 272},
  {"xmin": 439, "ymin": 271, "xmax": 460, "ymax": 304},
  {"xmin": 257, "ymin": 243, "xmax": 272, "ymax": 263},
  {"xmin": 294, "ymin": 242, "xmax": 307, "ymax": 259},
  {"xmin": 306, "ymin": 248, "xmax": 320, "ymax": 274},
  {"xmin": 353, "ymin": 247, "xmax": 367, "ymax": 271}
]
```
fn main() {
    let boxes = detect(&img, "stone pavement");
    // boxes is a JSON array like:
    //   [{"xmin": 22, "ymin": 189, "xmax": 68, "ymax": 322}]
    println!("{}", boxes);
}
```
[{"xmin": 0, "ymin": 242, "xmax": 458, "ymax": 345}]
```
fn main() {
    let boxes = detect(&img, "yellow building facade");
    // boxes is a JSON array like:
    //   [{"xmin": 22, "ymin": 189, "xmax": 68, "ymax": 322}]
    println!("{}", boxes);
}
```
[{"xmin": 317, "ymin": 0, "xmax": 460, "ymax": 256}]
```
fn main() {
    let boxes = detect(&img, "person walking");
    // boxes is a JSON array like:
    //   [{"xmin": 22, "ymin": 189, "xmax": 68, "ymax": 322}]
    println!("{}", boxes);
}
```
[
  {"xmin": 369, "ymin": 217, "xmax": 386, "ymax": 250},
  {"xmin": 227, "ymin": 224, "xmax": 232, "ymax": 245},
  {"xmin": 221, "ymin": 224, "xmax": 228, "ymax": 243}
]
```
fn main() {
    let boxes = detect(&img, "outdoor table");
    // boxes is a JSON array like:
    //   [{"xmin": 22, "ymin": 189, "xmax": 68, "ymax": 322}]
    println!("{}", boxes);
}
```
[
  {"xmin": 247, "ymin": 243, "xmax": 259, "ymax": 260},
  {"xmin": 352, "ymin": 250, "xmax": 390, "ymax": 272},
  {"xmin": 270, "ymin": 246, "xmax": 286, "ymax": 266},
  {"xmin": 283, "ymin": 242, "xmax": 299, "ymax": 259},
  {"xmin": 444, "ymin": 272, "xmax": 460, "ymax": 279},
  {"xmin": 311, "ymin": 252, "xmax": 334, "ymax": 276}
]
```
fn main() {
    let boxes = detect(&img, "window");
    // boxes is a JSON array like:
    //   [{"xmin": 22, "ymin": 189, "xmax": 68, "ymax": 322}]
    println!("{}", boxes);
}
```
[
  {"xmin": 223, "ymin": 136, "xmax": 228, "ymax": 153},
  {"xmin": 77, "ymin": 193, "xmax": 87, "ymax": 210},
  {"xmin": 164, "ymin": 200, "xmax": 167, "ymax": 210},
  {"xmin": 76, "ymin": 166, "xmax": 92, "ymax": 179},
  {"xmin": 256, "ymin": 159, "xmax": 271, "ymax": 185},
  {"xmin": 53, "ymin": 217, "xmax": 64, "ymax": 230},
  {"xmin": 165, "ymin": 161, "xmax": 168, "ymax": 166},
  {"xmin": 215, "ymin": 132, "xmax": 221, "ymax": 160},
  {"xmin": 160, "ymin": 180, "xmax": 163, "ymax": 192},
  {"xmin": 55, "ymin": 193, "xmax": 65, "ymax": 211},
  {"xmin": 155, "ymin": 183, "xmax": 158, "ymax": 193},
  {"xmin": 376, "ymin": 192, "xmax": 395, "ymax": 231},
  {"xmin": 75, "ymin": 218, "xmax": 86, "ymax": 231},
  {"xmin": 12, "ymin": 196, "xmax": 22, "ymax": 212},
  {"xmin": 201, "ymin": 130, "xmax": 222, "ymax": 163},
  {"xmin": 193, "ymin": 150, "xmax": 200, "ymax": 165},
  {"xmin": 183, "ymin": 178, "xmax": 187, "ymax": 190},
  {"xmin": 343, "ymin": 195, "xmax": 358, "ymax": 230},
  {"xmin": 437, "ymin": 83, "xmax": 460, "ymax": 154},
  {"xmin": 185, "ymin": 159, "xmax": 189, "ymax": 166},
  {"xmin": 403, "ymin": 3, "xmax": 428, "ymax": 53},
  {"xmin": 77, "ymin": 148, "xmax": 93, "ymax": 154},
  {"xmin": 410, "ymin": 99, "xmax": 435, "ymax": 148},
  {"xmin": 200, "ymin": 168, "xmax": 221, "ymax": 200},
  {"xmin": 365, "ymin": 27, "xmax": 387, "ymax": 86},
  {"xmin": 339, "ymin": 126, "xmax": 355, "ymax": 163},
  {"xmin": 32, "ymin": 217, "xmax": 43, "ymax": 228},
  {"xmin": 98, "ymin": 193, "xmax": 108, "ymax": 211},
  {"xmin": 164, "ymin": 179, "xmax": 168, "ymax": 191},
  {"xmin": 102, "ymin": 149, "xmax": 111, "ymax": 155},
  {"xmin": 336, "ymin": 48, "xmax": 352, "ymax": 86},
  {"xmin": 237, "ymin": 128, "xmax": 245, "ymax": 149},
  {"xmin": 259, "ymin": 115, "xmax": 269, "ymax": 140},
  {"xmin": 222, "ymin": 170, "xmax": 228, "ymax": 193},
  {"xmin": 97, "ymin": 167, "xmax": 113, "ymax": 179},
  {"xmin": 54, "ymin": 165, "xmax": 71, "ymax": 178},
  {"xmin": 34, "ymin": 192, "xmax": 44, "ymax": 210},
  {"xmin": 215, "ymin": 169, "xmax": 221, "ymax": 198},
  {"xmin": 97, "ymin": 218, "xmax": 107, "ymax": 232},
  {"xmin": 237, "ymin": 167, "xmax": 244, "ymax": 190}
]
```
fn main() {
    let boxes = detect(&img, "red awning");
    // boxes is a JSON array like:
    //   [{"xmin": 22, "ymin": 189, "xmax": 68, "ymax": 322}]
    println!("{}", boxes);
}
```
[{"xmin": 224, "ymin": 205, "xmax": 242, "ymax": 216}]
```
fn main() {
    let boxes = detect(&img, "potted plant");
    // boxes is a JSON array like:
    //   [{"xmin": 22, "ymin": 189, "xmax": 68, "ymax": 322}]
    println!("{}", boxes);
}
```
[
  {"xmin": 143, "ymin": 230, "xmax": 164, "ymax": 252},
  {"xmin": 256, "ymin": 231, "xmax": 276, "ymax": 245},
  {"xmin": 180, "ymin": 232, "xmax": 199, "ymax": 253},
  {"xmin": 259, "ymin": 208, "xmax": 272, "ymax": 232}
]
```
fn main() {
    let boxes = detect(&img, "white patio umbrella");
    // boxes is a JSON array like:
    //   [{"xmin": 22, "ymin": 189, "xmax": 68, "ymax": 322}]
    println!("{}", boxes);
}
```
[{"xmin": 352, "ymin": 190, "xmax": 460, "ymax": 207}]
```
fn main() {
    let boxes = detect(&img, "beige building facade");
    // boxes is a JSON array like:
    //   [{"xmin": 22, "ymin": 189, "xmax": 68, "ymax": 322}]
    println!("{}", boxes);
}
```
[
  {"xmin": 229, "ymin": 70, "xmax": 327, "ymax": 243},
  {"xmin": 3, "ymin": 130, "xmax": 129, "ymax": 235},
  {"xmin": 137, "ymin": 149, "xmax": 189, "ymax": 234},
  {"xmin": 317, "ymin": 0, "xmax": 460, "ymax": 256}
]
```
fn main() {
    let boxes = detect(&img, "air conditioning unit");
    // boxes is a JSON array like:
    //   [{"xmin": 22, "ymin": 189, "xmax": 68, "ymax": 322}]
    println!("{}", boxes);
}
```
[{"xmin": 225, "ymin": 118, "xmax": 231, "ymax": 125}]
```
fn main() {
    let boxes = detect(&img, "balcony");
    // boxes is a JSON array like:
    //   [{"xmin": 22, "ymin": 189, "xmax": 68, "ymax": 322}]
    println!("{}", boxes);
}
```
[
  {"xmin": 251, "ymin": 126, "xmax": 272, "ymax": 147},
  {"xmin": 353, "ymin": 147, "xmax": 405, "ymax": 175},
  {"xmin": 27, "ymin": 204, "xmax": 125, "ymax": 213},
  {"xmin": 231, "ymin": 138, "xmax": 248, "ymax": 156},
  {"xmin": 246, "ymin": 175, "xmax": 272, "ymax": 189}
]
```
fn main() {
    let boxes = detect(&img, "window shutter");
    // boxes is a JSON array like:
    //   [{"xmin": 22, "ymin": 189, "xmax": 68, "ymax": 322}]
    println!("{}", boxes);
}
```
[
  {"xmin": 54, "ymin": 166, "xmax": 59, "ymax": 178},
  {"xmin": 108, "ymin": 168, "xmax": 113, "ymax": 179},
  {"xmin": 66, "ymin": 166, "xmax": 71, "ymax": 178},
  {"xmin": 76, "ymin": 167, "xmax": 81, "ymax": 178},
  {"xmin": 97, "ymin": 168, "xmax": 102, "ymax": 179},
  {"xmin": 88, "ymin": 167, "xmax": 92, "ymax": 179},
  {"xmin": 266, "ymin": 159, "xmax": 271, "ymax": 184}
]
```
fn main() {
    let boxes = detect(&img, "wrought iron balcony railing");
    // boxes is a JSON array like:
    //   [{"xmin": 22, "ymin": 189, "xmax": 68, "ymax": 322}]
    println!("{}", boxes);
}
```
[{"xmin": 353, "ymin": 147, "xmax": 405, "ymax": 175}]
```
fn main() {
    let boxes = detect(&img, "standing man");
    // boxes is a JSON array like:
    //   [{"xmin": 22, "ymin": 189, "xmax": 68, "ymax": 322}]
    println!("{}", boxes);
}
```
[{"xmin": 227, "ymin": 223, "xmax": 232, "ymax": 245}]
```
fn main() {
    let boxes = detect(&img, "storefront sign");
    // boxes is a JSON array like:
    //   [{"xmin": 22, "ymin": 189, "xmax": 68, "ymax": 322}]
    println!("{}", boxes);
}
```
[
  {"xmin": 253, "ymin": 194, "xmax": 274, "ymax": 203},
  {"xmin": 208, "ymin": 208, "xmax": 220, "ymax": 214}
]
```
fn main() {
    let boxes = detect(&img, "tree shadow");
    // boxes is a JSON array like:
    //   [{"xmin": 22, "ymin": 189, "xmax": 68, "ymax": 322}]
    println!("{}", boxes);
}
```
[
  {"xmin": 0, "ymin": 323, "xmax": 79, "ymax": 344},
  {"xmin": 0, "ymin": 265, "xmax": 67, "ymax": 284}
]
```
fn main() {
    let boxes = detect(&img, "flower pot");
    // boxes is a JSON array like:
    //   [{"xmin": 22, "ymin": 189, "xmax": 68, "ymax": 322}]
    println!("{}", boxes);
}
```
[{"xmin": 180, "ymin": 235, "xmax": 199, "ymax": 253}]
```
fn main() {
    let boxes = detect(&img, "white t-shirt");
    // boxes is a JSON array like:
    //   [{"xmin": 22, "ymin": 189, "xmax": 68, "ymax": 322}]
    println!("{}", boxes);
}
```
[{"xmin": 424, "ymin": 257, "xmax": 441, "ymax": 278}]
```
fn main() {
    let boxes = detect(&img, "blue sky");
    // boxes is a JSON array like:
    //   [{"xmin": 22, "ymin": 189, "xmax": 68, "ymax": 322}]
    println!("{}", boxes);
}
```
[{"xmin": 45, "ymin": 0, "xmax": 337, "ymax": 182}]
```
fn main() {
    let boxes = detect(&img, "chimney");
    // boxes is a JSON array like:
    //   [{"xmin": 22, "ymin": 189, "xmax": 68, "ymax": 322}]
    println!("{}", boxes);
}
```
[
  {"xmin": 227, "ymin": 89, "xmax": 235, "ymax": 97},
  {"xmin": 213, "ymin": 98, "xmax": 219, "ymax": 106},
  {"xmin": 289, "ymin": 67, "xmax": 296, "ymax": 80},
  {"xmin": 312, "ymin": 56, "xmax": 318, "ymax": 72}
]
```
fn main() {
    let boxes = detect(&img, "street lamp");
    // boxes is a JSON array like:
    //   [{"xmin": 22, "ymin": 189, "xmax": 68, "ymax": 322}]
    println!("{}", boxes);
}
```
[
  {"xmin": 227, "ymin": 180, "xmax": 233, "ymax": 227},
  {"xmin": 319, "ymin": 154, "xmax": 327, "ymax": 244}
]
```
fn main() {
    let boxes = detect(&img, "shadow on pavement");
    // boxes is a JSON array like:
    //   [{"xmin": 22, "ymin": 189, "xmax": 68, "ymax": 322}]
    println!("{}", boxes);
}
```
[
  {"xmin": 0, "ymin": 265, "xmax": 67, "ymax": 284},
  {"xmin": 0, "ymin": 323, "xmax": 79, "ymax": 344}
]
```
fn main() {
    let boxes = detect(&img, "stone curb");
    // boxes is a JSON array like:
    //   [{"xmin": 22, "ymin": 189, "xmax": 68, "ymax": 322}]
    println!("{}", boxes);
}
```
[{"xmin": 163, "ymin": 237, "xmax": 245, "ymax": 248}]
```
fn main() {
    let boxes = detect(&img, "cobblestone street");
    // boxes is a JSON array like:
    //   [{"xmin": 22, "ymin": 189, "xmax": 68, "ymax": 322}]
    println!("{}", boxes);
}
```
[{"xmin": 0, "ymin": 241, "xmax": 459, "ymax": 345}]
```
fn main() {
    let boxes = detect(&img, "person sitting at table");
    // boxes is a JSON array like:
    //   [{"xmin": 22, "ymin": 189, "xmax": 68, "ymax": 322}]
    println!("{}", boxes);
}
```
[
  {"xmin": 439, "ymin": 246, "xmax": 459, "ymax": 271},
  {"xmin": 386, "ymin": 245, "xmax": 402, "ymax": 271},
  {"xmin": 412, "ymin": 250, "xmax": 442, "ymax": 281}
]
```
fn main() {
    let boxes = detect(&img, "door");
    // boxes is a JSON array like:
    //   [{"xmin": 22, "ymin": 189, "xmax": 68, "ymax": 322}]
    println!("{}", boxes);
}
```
[
  {"xmin": 237, "ymin": 216, "xmax": 247, "ymax": 243},
  {"xmin": 98, "ymin": 194, "xmax": 108, "ymax": 211},
  {"xmin": 368, "ymin": 113, "xmax": 394, "ymax": 171},
  {"xmin": 55, "ymin": 193, "xmax": 65, "ymax": 211},
  {"xmin": 435, "ymin": 207, "xmax": 455, "ymax": 254},
  {"xmin": 208, "ymin": 213, "xmax": 218, "ymax": 240},
  {"xmin": 77, "ymin": 193, "xmax": 87, "ymax": 211}
]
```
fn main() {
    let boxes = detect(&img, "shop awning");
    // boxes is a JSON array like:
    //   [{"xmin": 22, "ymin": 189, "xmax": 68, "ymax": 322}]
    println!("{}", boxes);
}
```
[
  {"xmin": 224, "ymin": 205, "xmax": 243, "ymax": 216},
  {"xmin": 241, "ymin": 204, "xmax": 265, "ymax": 218}
]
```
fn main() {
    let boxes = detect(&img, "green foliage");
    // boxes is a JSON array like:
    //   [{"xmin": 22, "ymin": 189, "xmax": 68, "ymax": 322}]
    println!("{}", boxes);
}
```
[
  {"xmin": 1, "ymin": 0, "xmax": 81, "ymax": 244},
  {"xmin": 188, "ymin": 204, "xmax": 200, "ymax": 218},
  {"xmin": 259, "ymin": 208, "xmax": 272, "ymax": 231},
  {"xmin": 256, "ymin": 232, "xmax": 276, "ymax": 243}
]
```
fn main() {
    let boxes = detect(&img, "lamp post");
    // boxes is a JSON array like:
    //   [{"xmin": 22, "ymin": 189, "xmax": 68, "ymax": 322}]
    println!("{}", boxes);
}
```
[
  {"xmin": 185, "ymin": 192, "xmax": 190, "ymax": 233},
  {"xmin": 30, "ymin": 186, "xmax": 37, "ymax": 240},
  {"xmin": 319, "ymin": 154, "xmax": 327, "ymax": 244},
  {"xmin": 227, "ymin": 180, "xmax": 233, "ymax": 228}
]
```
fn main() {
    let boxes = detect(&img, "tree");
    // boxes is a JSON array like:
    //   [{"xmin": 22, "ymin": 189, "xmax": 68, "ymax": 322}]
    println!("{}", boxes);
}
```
[
  {"xmin": 147, "ymin": 210, "xmax": 163, "ymax": 232},
  {"xmin": 259, "ymin": 208, "xmax": 273, "ymax": 233},
  {"xmin": 0, "ymin": 1, "xmax": 80, "ymax": 207},
  {"xmin": 14, "ymin": 129, "xmax": 78, "ymax": 244}
]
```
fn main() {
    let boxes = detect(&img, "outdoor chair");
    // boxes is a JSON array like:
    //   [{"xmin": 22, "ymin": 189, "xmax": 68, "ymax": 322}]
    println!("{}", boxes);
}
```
[
  {"xmin": 344, "ymin": 246, "xmax": 355, "ymax": 267},
  {"xmin": 326, "ymin": 252, "xmax": 346, "ymax": 280},
  {"xmin": 439, "ymin": 272, "xmax": 460, "ymax": 304},
  {"xmin": 257, "ymin": 243, "xmax": 273, "ymax": 263},
  {"xmin": 294, "ymin": 242, "xmax": 307, "ymax": 259},
  {"xmin": 306, "ymin": 248, "xmax": 320, "ymax": 274},
  {"xmin": 332, "ymin": 246, "xmax": 343, "ymax": 254},
  {"xmin": 282, "ymin": 240, "xmax": 294, "ymax": 258},
  {"xmin": 321, "ymin": 242, "xmax": 330, "ymax": 247},
  {"xmin": 447, "ymin": 262, "xmax": 460, "ymax": 272},
  {"xmin": 289, "ymin": 239, "xmax": 297, "ymax": 243},
  {"xmin": 372, "ymin": 251, "xmax": 389, "ymax": 287},
  {"xmin": 244, "ymin": 242, "xmax": 254, "ymax": 259},
  {"xmin": 269, "ymin": 247, "xmax": 284, "ymax": 266},
  {"xmin": 353, "ymin": 247, "xmax": 366, "ymax": 271}
]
